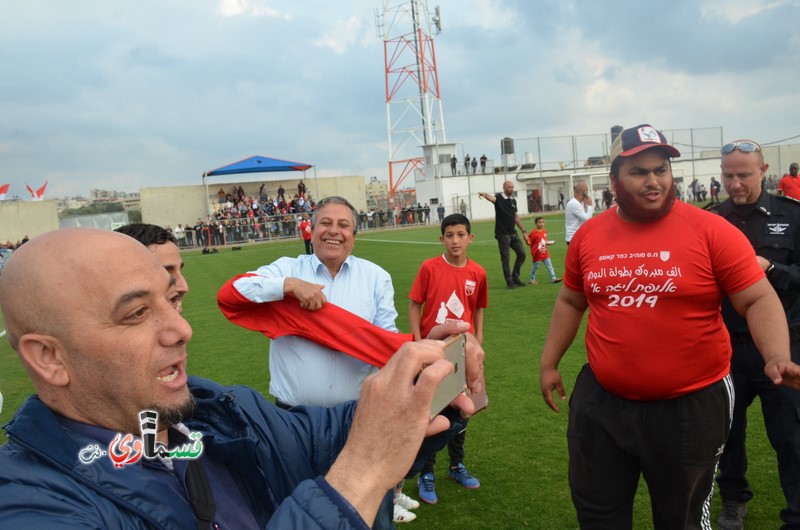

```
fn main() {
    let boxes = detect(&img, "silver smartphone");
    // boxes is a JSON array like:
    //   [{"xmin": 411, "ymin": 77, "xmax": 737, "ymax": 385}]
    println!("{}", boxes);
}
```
[{"xmin": 428, "ymin": 333, "xmax": 467, "ymax": 419}]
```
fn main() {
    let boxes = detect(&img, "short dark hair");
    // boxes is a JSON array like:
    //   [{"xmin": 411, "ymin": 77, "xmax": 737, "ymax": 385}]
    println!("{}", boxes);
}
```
[
  {"xmin": 311, "ymin": 196, "xmax": 359, "ymax": 235},
  {"xmin": 115, "ymin": 223, "xmax": 175, "ymax": 246},
  {"xmin": 441, "ymin": 213, "xmax": 471, "ymax": 234},
  {"xmin": 534, "ymin": 216, "xmax": 544, "ymax": 223}
]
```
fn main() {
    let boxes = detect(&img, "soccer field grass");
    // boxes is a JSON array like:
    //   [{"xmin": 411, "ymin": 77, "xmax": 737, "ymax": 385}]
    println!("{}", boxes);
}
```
[{"xmin": 0, "ymin": 212, "xmax": 786, "ymax": 528}]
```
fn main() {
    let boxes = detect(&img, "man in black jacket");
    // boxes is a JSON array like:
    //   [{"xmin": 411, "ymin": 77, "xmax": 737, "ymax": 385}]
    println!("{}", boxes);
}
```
[{"xmin": 714, "ymin": 139, "xmax": 800, "ymax": 530}]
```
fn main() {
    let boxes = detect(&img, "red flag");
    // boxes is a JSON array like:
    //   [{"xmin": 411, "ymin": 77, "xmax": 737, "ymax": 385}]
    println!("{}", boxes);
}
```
[
  {"xmin": 0, "ymin": 183, "xmax": 8, "ymax": 201},
  {"xmin": 35, "ymin": 181, "xmax": 48, "ymax": 199},
  {"xmin": 26, "ymin": 182, "xmax": 47, "ymax": 200}
]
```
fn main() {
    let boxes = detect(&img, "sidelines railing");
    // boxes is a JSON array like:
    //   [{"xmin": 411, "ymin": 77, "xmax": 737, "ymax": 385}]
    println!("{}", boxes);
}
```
[{"xmin": 174, "ymin": 210, "xmax": 437, "ymax": 250}]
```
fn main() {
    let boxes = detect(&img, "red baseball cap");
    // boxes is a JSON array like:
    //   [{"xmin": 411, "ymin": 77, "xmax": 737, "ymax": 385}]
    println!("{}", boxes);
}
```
[{"xmin": 610, "ymin": 124, "xmax": 681, "ymax": 164}]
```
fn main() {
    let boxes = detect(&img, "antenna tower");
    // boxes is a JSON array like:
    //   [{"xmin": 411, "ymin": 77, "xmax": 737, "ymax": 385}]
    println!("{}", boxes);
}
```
[{"xmin": 375, "ymin": 1, "xmax": 445, "ymax": 197}]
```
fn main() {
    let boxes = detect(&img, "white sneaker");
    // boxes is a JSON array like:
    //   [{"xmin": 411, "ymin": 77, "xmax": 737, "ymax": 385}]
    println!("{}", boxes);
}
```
[
  {"xmin": 394, "ymin": 492, "xmax": 420, "ymax": 510},
  {"xmin": 393, "ymin": 504, "xmax": 417, "ymax": 523}
]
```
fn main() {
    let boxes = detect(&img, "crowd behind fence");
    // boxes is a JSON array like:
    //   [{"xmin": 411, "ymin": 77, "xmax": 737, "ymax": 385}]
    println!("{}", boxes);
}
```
[{"xmin": 172, "ymin": 205, "xmax": 440, "ymax": 250}]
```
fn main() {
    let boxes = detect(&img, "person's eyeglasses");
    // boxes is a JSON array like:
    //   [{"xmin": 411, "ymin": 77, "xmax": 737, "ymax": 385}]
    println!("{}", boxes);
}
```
[{"xmin": 721, "ymin": 141, "xmax": 761, "ymax": 155}]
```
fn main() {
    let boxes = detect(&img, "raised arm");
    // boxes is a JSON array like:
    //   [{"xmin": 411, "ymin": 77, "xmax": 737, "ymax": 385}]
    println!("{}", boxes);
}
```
[{"xmin": 477, "ymin": 191, "xmax": 497, "ymax": 203}]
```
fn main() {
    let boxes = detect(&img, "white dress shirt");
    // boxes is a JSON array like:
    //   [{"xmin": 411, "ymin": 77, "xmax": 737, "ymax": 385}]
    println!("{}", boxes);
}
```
[{"xmin": 233, "ymin": 253, "xmax": 398, "ymax": 407}]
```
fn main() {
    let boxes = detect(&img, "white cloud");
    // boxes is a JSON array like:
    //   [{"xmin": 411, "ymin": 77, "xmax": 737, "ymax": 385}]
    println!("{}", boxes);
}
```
[
  {"xmin": 465, "ymin": 0, "xmax": 517, "ymax": 31},
  {"xmin": 252, "ymin": 6, "xmax": 292, "ymax": 19},
  {"xmin": 312, "ymin": 16, "xmax": 364, "ymax": 54},
  {"xmin": 700, "ymin": 0, "xmax": 793, "ymax": 24},
  {"xmin": 219, "ymin": 0, "xmax": 292, "ymax": 19},
  {"xmin": 219, "ymin": 0, "xmax": 247, "ymax": 18}
]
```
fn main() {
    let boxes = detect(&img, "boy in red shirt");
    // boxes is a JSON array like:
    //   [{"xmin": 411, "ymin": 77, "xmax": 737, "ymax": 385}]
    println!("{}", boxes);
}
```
[
  {"xmin": 408, "ymin": 213, "xmax": 488, "ymax": 505},
  {"xmin": 525, "ymin": 216, "xmax": 562, "ymax": 284}
]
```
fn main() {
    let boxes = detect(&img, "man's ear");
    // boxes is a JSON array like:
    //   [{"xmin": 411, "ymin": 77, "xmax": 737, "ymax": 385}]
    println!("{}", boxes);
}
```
[{"xmin": 17, "ymin": 334, "xmax": 71, "ymax": 387}]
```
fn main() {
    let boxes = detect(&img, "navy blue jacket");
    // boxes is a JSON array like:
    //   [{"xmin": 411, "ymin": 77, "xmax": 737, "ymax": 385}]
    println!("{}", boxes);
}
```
[
  {"xmin": 712, "ymin": 191, "xmax": 800, "ymax": 334},
  {"xmin": 0, "ymin": 377, "xmax": 369, "ymax": 529}
]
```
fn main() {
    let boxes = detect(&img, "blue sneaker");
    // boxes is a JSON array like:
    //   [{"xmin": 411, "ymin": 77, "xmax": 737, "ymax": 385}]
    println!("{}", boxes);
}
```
[
  {"xmin": 448, "ymin": 463, "xmax": 480, "ymax": 489},
  {"xmin": 418, "ymin": 472, "xmax": 438, "ymax": 504}
]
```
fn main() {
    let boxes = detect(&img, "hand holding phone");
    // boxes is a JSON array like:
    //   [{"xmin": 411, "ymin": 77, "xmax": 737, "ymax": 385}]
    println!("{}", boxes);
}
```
[{"xmin": 426, "ymin": 334, "xmax": 467, "ymax": 419}]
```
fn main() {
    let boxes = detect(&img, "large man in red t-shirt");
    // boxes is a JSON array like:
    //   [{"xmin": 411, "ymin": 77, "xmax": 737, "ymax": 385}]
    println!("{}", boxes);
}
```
[{"xmin": 539, "ymin": 124, "xmax": 800, "ymax": 529}]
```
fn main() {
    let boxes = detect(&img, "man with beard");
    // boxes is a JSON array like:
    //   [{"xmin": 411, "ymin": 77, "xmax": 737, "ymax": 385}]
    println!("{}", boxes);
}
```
[
  {"xmin": 539, "ymin": 124, "xmax": 800, "ymax": 529},
  {"xmin": 0, "ymin": 228, "xmax": 482, "ymax": 529},
  {"xmin": 713, "ymin": 140, "xmax": 800, "ymax": 530}
]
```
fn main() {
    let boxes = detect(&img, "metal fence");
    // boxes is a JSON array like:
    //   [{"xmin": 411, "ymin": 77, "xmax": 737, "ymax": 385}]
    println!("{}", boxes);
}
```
[{"xmin": 174, "ymin": 210, "xmax": 438, "ymax": 249}]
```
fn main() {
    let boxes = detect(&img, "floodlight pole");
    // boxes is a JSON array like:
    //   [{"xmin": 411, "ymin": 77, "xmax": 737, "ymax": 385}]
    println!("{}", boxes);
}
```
[{"xmin": 377, "ymin": 0, "xmax": 446, "ymax": 198}]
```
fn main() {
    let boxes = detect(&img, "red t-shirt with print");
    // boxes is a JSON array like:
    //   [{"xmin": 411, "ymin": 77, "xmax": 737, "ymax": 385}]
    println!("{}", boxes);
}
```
[
  {"xmin": 564, "ymin": 201, "xmax": 763, "ymax": 400},
  {"xmin": 527, "ymin": 229, "xmax": 550, "ymax": 262},
  {"xmin": 409, "ymin": 255, "xmax": 488, "ymax": 338}
]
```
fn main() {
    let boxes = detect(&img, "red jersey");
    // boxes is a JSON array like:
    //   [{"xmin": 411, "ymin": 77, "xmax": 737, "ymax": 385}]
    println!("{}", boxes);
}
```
[
  {"xmin": 527, "ymin": 229, "xmax": 550, "ymax": 262},
  {"xmin": 218, "ymin": 274, "xmax": 411, "ymax": 368},
  {"xmin": 409, "ymin": 255, "xmax": 488, "ymax": 337},
  {"xmin": 778, "ymin": 175, "xmax": 800, "ymax": 201},
  {"xmin": 565, "ymin": 201, "xmax": 763, "ymax": 400},
  {"xmin": 299, "ymin": 220, "xmax": 312, "ymax": 241}
]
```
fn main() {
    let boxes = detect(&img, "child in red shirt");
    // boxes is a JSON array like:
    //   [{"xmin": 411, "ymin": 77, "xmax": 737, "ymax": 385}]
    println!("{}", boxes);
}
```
[
  {"xmin": 525, "ymin": 216, "xmax": 562, "ymax": 284},
  {"xmin": 408, "ymin": 213, "xmax": 488, "ymax": 506}
]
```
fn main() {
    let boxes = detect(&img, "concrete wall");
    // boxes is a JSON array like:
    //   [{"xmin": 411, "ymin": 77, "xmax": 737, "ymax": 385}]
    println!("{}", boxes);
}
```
[
  {"xmin": 308, "ymin": 175, "xmax": 367, "ymax": 210},
  {"xmin": 140, "ymin": 185, "xmax": 208, "ymax": 229},
  {"xmin": 415, "ymin": 173, "xmax": 502, "ymax": 222},
  {"xmin": 0, "ymin": 200, "xmax": 59, "ymax": 243}
]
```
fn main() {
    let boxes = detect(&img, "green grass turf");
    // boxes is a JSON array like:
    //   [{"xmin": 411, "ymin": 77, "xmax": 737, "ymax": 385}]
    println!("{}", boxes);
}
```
[{"xmin": 0, "ymin": 208, "xmax": 786, "ymax": 528}]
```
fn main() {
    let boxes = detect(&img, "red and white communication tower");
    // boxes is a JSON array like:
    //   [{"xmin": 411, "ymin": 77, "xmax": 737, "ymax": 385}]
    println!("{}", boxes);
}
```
[{"xmin": 375, "ymin": 1, "xmax": 446, "ymax": 198}]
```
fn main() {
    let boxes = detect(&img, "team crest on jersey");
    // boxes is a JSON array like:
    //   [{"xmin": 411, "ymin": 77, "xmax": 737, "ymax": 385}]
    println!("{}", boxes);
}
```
[
  {"xmin": 660, "ymin": 251, "xmax": 670, "ymax": 262},
  {"xmin": 464, "ymin": 279, "xmax": 476, "ymax": 296}
]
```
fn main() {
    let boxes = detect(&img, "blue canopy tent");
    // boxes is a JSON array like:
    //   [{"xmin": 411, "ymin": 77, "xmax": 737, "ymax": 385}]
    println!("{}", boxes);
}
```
[{"xmin": 202, "ymin": 155, "xmax": 316, "ymax": 215}]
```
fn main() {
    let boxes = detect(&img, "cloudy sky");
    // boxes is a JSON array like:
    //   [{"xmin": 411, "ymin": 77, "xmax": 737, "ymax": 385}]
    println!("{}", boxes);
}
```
[{"xmin": 1, "ymin": 0, "xmax": 799, "ymax": 199}]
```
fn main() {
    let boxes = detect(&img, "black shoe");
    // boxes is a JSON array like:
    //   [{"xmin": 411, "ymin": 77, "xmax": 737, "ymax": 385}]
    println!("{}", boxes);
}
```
[
  {"xmin": 513, "ymin": 279, "xmax": 526, "ymax": 287},
  {"xmin": 507, "ymin": 282, "xmax": 516, "ymax": 289},
  {"xmin": 717, "ymin": 501, "xmax": 747, "ymax": 530}
]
